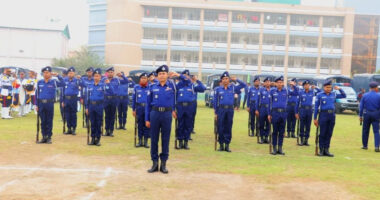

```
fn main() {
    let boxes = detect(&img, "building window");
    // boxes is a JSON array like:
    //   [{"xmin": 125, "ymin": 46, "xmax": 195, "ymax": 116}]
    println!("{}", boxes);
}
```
[
  {"xmin": 172, "ymin": 30, "xmax": 199, "ymax": 41},
  {"xmin": 143, "ymin": 28, "xmax": 168, "ymax": 40},
  {"xmin": 230, "ymin": 54, "xmax": 258, "ymax": 65},
  {"xmin": 262, "ymin": 55, "xmax": 284, "ymax": 67},
  {"xmin": 203, "ymin": 53, "xmax": 227, "ymax": 64},
  {"xmin": 231, "ymin": 33, "xmax": 259, "ymax": 44},
  {"xmin": 232, "ymin": 11, "xmax": 260, "ymax": 24},
  {"xmin": 290, "ymin": 14, "xmax": 320, "ymax": 27},
  {"xmin": 324, "ymin": 16, "xmax": 344, "ymax": 29},
  {"xmin": 144, "ymin": 6, "xmax": 168, "ymax": 18},
  {"xmin": 172, "ymin": 8, "xmax": 200, "ymax": 20},
  {"xmin": 170, "ymin": 51, "xmax": 199, "ymax": 63},
  {"xmin": 321, "ymin": 58, "xmax": 341, "ymax": 69},
  {"xmin": 203, "ymin": 31, "xmax": 227, "ymax": 43},
  {"xmin": 289, "ymin": 36, "xmax": 318, "ymax": 48},
  {"xmin": 204, "ymin": 10, "xmax": 228, "ymax": 22},
  {"xmin": 263, "ymin": 13, "xmax": 286, "ymax": 25},
  {"xmin": 288, "ymin": 57, "xmax": 317, "ymax": 69},
  {"xmin": 143, "ymin": 50, "xmax": 167, "ymax": 61},
  {"xmin": 263, "ymin": 34, "xmax": 285, "ymax": 46},
  {"xmin": 322, "ymin": 38, "xmax": 342, "ymax": 49}
]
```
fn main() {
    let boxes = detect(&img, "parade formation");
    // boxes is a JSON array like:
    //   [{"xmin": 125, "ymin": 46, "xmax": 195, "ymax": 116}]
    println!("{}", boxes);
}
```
[{"xmin": 1, "ymin": 65, "xmax": 380, "ymax": 174}]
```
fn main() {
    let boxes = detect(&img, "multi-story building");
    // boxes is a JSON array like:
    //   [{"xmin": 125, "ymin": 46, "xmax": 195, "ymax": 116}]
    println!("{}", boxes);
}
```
[{"xmin": 89, "ymin": 0, "xmax": 355, "ymax": 80}]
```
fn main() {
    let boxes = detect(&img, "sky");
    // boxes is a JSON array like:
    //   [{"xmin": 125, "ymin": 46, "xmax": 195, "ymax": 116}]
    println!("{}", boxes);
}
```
[{"xmin": 0, "ymin": 0, "xmax": 89, "ymax": 51}]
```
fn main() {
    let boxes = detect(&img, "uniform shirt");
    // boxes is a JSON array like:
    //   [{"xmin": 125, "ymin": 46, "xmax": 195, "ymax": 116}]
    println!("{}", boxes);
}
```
[
  {"xmin": 256, "ymin": 87, "xmax": 271, "ymax": 111},
  {"xmin": 85, "ymin": 80, "xmax": 112, "ymax": 105},
  {"xmin": 0, "ymin": 74, "xmax": 15, "ymax": 96},
  {"xmin": 62, "ymin": 77, "xmax": 82, "ymax": 96},
  {"xmin": 36, "ymin": 76, "xmax": 64, "ymax": 101},
  {"xmin": 132, "ymin": 84, "xmax": 149, "ymax": 111},
  {"xmin": 81, "ymin": 76, "xmax": 94, "ymax": 98},
  {"xmin": 145, "ymin": 80, "xmax": 177, "ymax": 122},
  {"xmin": 213, "ymin": 79, "xmax": 247, "ymax": 114},
  {"xmin": 287, "ymin": 86, "xmax": 299, "ymax": 103},
  {"xmin": 269, "ymin": 87, "xmax": 288, "ymax": 113},
  {"xmin": 295, "ymin": 89, "xmax": 314, "ymax": 113},
  {"xmin": 177, "ymin": 76, "xmax": 206, "ymax": 103},
  {"xmin": 313, "ymin": 89, "xmax": 346, "ymax": 119},
  {"xmin": 148, "ymin": 79, "xmax": 159, "ymax": 86},
  {"xmin": 246, "ymin": 86, "xmax": 260, "ymax": 110},
  {"xmin": 103, "ymin": 76, "xmax": 128, "ymax": 96},
  {"xmin": 359, "ymin": 91, "xmax": 380, "ymax": 117},
  {"xmin": 191, "ymin": 80, "xmax": 206, "ymax": 101},
  {"xmin": 118, "ymin": 78, "xmax": 135, "ymax": 96}
]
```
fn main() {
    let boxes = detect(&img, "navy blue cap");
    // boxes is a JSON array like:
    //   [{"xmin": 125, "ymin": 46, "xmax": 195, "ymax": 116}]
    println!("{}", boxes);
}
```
[
  {"xmin": 156, "ymin": 65, "xmax": 169, "ymax": 74},
  {"xmin": 93, "ymin": 68, "xmax": 102, "ymax": 75},
  {"xmin": 41, "ymin": 66, "xmax": 52, "ymax": 73},
  {"xmin": 67, "ymin": 66, "xmax": 75, "ymax": 73},
  {"xmin": 62, "ymin": 69, "xmax": 67, "ymax": 75},
  {"xmin": 86, "ymin": 67, "xmax": 94, "ymax": 72},
  {"xmin": 253, "ymin": 77, "xmax": 260, "ymax": 82},
  {"xmin": 323, "ymin": 79, "xmax": 332, "ymax": 86},
  {"xmin": 274, "ymin": 76, "xmax": 284, "ymax": 82},
  {"xmin": 302, "ymin": 80, "xmax": 311, "ymax": 86},
  {"xmin": 369, "ymin": 81, "xmax": 379, "ymax": 88},
  {"xmin": 263, "ymin": 77, "xmax": 270, "ymax": 82},
  {"xmin": 220, "ymin": 71, "xmax": 230, "ymax": 79},
  {"xmin": 106, "ymin": 67, "xmax": 114, "ymax": 72},
  {"xmin": 290, "ymin": 78, "xmax": 297, "ymax": 82},
  {"xmin": 182, "ymin": 70, "xmax": 190, "ymax": 76},
  {"xmin": 139, "ymin": 72, "xmax": 148, "ymax": 78}
]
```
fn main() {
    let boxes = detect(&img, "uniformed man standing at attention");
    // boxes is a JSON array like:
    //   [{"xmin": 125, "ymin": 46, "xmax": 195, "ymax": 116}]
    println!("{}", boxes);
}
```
[
  {"xmin": 213, "ymin": 71, "xmax": 246, "ymax": 152},
  {"xmin": 359, "ymin": 82, "xmax": 380, "ymax": 152},
  {"xmin": 81, "ymin": 67, "xmax": 94, "ymax": 127},
  {"xmin": 132, "ymin": 72, "xmax": 150, "ymax": 148},
  {"xmin": 257, "ymin": 77, "xmax": 272, "ymax": 144},
  {"xmin": 116, "ymin": 72, "xmax": 133, "ymax": 130},
  {"xmin": 36, "ymin": 66, "xmax": 64, "ymax": 144},
  {"xmin": 145, "ymin": 65, "xmax": 179, "ymax": 174},
  {"xmin": 286, "ymin": 78, "xmax": 299, "ymax": 138},
  {"xmin": 314, "ymin": 80, "xmax": 346, "ymax": 157},
  {"xmin": 59, "ymin": 70, "xmax": 67, "ymax": 121},
  {"xmin": 246, "ymin": 77, "xmax": 261, "ymax": 138}
]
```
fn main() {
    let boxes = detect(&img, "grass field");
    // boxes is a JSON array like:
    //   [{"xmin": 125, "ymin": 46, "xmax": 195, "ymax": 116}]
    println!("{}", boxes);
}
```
[{"xmin": 0, "ymin": 102, "xmax": 379, "ymax": 200}]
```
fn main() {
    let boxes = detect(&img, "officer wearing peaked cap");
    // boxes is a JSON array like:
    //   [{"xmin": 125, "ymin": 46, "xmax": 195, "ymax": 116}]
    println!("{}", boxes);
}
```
[
  {"xmin": 246, "ymin": 77, "xmax": 261, "ymax": 138},
  {"xmin": 286, "ymin": 78, "xmax": 299, "ymax": 138},
  {"xmin": 257, "ymin": 77, "xmax": 272, "ymax": 144},
  {"xmin": 81, "ymin": 67, "xmax": 94, "ymax": 126}
]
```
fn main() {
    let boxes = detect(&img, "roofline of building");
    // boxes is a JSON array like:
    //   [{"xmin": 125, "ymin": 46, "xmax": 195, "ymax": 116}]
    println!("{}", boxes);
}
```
[{"xmin": 0, "ymin": 26, "xmax": 64, "ymax": 33}]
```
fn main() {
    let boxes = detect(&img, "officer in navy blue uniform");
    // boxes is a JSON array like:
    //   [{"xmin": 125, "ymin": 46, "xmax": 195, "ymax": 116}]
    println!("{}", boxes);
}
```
[
  {"xmin": 148, "ymin": 71, "xmax": 158, "ymax": 86},
  {"xmin": 117, "ymin": 72, "xmax": 134, "ymax": 130},
  {"xmin": 268, "ymin": 76, "xmax": 293, "ymax": 155},
  {"xmin": 176, "ymin": 70, "xmax": 206, "ymax": 149},
  {"xmin": 295, "ymin": 80, "xmax": 316, "ymax": 146},
  {"xmin": 36, "ymin": 66, "xmax": 64, "ymax": 144},
  {"xmin": 190, "ymin": 75, "xmax": 204, "ymax": 135},
  {"xmin": 146, "ymin": 65, "xmax": 180, "ymax": 174},
  {"xmin": 103, "ymin": 67, "xmax": 128, "ymax": 137},
  {"xmin": 257, "ymin": 77, "xmax": 272, "ymax": 144},
  {"xmin": 81, "ymin": 67, "xmax": 94, "ymax": 126},
  {"xmin": 286, "ymin": 78, "xmax": 299, "ymax": 138},
  {"xmin": 213, "ymin": 71, "xmax": 246, "ymax": 152},
  {"xmin": 246, "ymin": 77, "xmax": 261, "ymax": 138},
  {"xmin": 359, "ymin": 82, "xmax": 380, "ymax": 152},
  {"xmin": 132, "ymin": 72, "xmax": 150, "ymax": 148},
  {"xmin": 59, "ymin": 70, "xmax": 67, "ymax": 121},
  {"xmin": 62, "ymin": 67, "xmax": 82, "ymax": 135},
  {"xmin": 314, "ymin": 80, "xmax": 346, "ymax": 157},
  {"xmin": 86, "ymin": 68, "xmax": 112, "ymax": 146}
]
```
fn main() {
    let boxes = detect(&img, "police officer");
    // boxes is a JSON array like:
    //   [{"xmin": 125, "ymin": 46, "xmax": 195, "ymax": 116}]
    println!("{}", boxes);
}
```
[
  {"xmin": 145, "ymin": 65, "xmax": 179, "ymax": 174},
  {"xmin": 190, "ymin": 74, "xmax": 204, "ymax": 135},
  {"xmin": 86, "ymin": 68, "xmax": 112, "ymax": 146},
  {"xmin": 246, "ymin": 77, "xmax": 260, "ymax": 138},
  {"xmin": 359, "ymin": 82, "xmax": 380, "ymax": 152},
  {"xmin": 257, "ymin": 77, "xmax": 272, "ymax": 144},
  {"xmin": 132, "ymin": 73, "xmax": 150, "ymax": 148},
  {"xmin": 314, "ymin": 80, "xmax": 346, "ymax": 157},
  {"xmin": 81, "ymin": 67, "xmax": 94, "ymax": 126},
  {"xmin": 103, "ymin": 67, "xmax": 128, "ymax": 137},
  {"xmin": 59, "ymin": 70, "xmax": 67, "ymax": 121},
  {"xmin": 62, "ymin": 67, "xmax": 82, "ymax": 135},
  {"xmin": 268, "ymin": 76, "xmax": 291, "ymax": 155},
  {"xmin": 295, "ymin": 80, "xmax": 315, "ymax": 146},
  {"xmin": 0, "ymin": 68, "xmax": 16, "ymax": 119},
  {"xmin": 176, "ymin": 70, "xmax": 206, "ymax": 149},
  {"xmin": 148, "ymin": 71, "xmax": 158, "ymax": 86},
  {"xmin": 36, "ymin": 66, "xmax": 64, "ymax": 144},
  {"xmin": 286, "ymin": 78, "xmax": 299, "ymax": 138},
  {"xmin": 214, "ymin": 71, "xmax": 246, "ymax": 152},
  {"xmin": 117, "ymin": 72, "xmax": 134, "ymax": 130}
]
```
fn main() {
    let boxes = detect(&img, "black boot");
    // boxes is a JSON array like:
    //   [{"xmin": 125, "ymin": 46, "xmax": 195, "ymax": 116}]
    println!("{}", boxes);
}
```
[
  {"xmin": 105, "ymin": 129, "xmax": 109, "ymax": 136},
  {"xmin": 277, "ymin": 146, "xmax": 285, "ymax": 155},
  {"xmin": 64, "ymin": 128, "xmax": 70, "ymax": 135},
  {"xmin": 265, "ymin": 136, "xmax": 269, "ymax": 144},
  {"xmin": 375, "ymin": 147, "xmax": 380, "ymax": 152},
  {"xmin": 148, "ymin": 161, "xmax": 159, "ymax": 173},
  {"xmin": 361, "ymin": 146, "xmax": 368, "ymax": 150},
  {"xmin": 136, "ymin": 138, "xmax": 143, "ymax": 147},
  {"xmin": 324, "ymin": 148, "xmax": 334, "ymax": 157},
  {"xmin": 191, "ymin": 130, "xmax": 195, "ymax": 134},
  {"xmin": 95, "ymin": 137, "xmax": 101, "ymax": 146},
  {"xmin": 318, "ymin": 148, "xmax": 324, "ymax": 156},
  {"xmin": 271, "ymin": 145, "xmax": 277, "ymax": 155},
  {"xmin": 38, "ymin": 135, "xmax": 47, "ymax": 144},
  {"xmin": 46, "ymin": 136, "xmax": 52, "ymax": 144},
  {"xmin": 291, "ymin": 132, "xmax": 296, "ymax": 138},
  {"xmin": 122, "ymin": 124, "xmax": 126, "ymax": 130},
  {"xmin": 71, "ymin": 129, "xmax": 76, "ymax": 135},
  {"xmin": 160, "ymin": 160, "xmax": 168, "ymax": 174},
  {"xmin": 144, "ymin": 137, "xmax": 149, "ymax": 148},
  {"xmin": 89, "ymin": 137, "xmax": 95, "ymax": 145},
  {"xmin": 109, "ymin": 130, "xmax": 114, "ymax": 137},
  {"xmin": 259, "ymin": 136, "xmax": 264, "ymax": 144},
  {"xmin": 298, "ymin": 137, "xmax": 304, "ymax": 146},
  {"xmin": 303, "ymin": 138, "xmax": 309, "ymax": 146},
  {"xmin": 184, "ymin": 140, "xmax": 190, "ymax": 150},
  {"xmin": 286, "ymin": 132, "xmax": 290, "ymax": 138},
  {"xmin": 218, "ymin": 143, "xmax": 224, "ymax": 151},
  {"xmin": 179, "ymin": 140, "xmax": 184, "ymax": 149},
  {"xmin": 225, "ymin": 144, "xmax": 231, "ymax": 152}
]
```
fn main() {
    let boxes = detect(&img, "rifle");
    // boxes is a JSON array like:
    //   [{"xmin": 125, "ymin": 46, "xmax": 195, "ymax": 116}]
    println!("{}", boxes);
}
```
[
  {"xmin": 101, "ymin": 114, "xmax": 104, "ymax": 136},
  {"xmin": 63, "ymin": 103, "xmax": 66, "ymax": 134},
  {"xmin": 269, "ymin": 121, "xmax": 273, "ymax": 154},
  {"xmin": 315, "ymin": 114, "xmax": 320, "ymax": 156},
  {"xmin": 115, "ymin": 108, "xmax": 118, "ymax": 130},
  {"xmin": 214, "ymin": 116, "xmax": 218, "ymax": 151},
  {"xmin": 296, "ymin": 119, "xmax": 300, "ymax": 145},
  {"xmin": 82, "ymin": 104, "xmax": 85, "ymax": 128},
  {"xmin": 256, "ymin": 115, "xmax": 260, "ymax": 143},
  {"xmin": 248, "ymin": 113, "xmax": 252, "ymax": 137},
  {"xmin": 87, "ymin": 111, "xmax": 90, "ymax": 145},
  {"xmin": 175, "ymin": 118, "xmax": 179, "ymax": 149},
  {"xmin": 134, "ymin": 115, "xmax": 137, "ymax": 147},
  {"xmin": 36, "ymin": 110, "xmax": 40, "ymax": 143}
]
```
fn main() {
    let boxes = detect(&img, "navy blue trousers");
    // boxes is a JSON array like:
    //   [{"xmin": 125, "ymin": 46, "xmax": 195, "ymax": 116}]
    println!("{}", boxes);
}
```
[
  {"xmin": 299, "ymin": 109, "xmax": 313, "ymax": 139},
  {"xmin": 217, "ymin": 108, "xmax": 234, "ymax": 145},
  {"xmin": 319, "ymin": 112, "xmax": 335, "ymax": 149},
  {"xmin": 150, "ymin": 111, "xmax": 172, "ymax": 162},
  {"xmin": 272, "ymin": 111, "xmax": 287, "ymax": 146},
  {"xmin": 117, "ymin": 97, "xmax": 128, "ymax": 126},
  {"xmin": 259, "ymin": 106, "xmax": 270, "ymax": 137},
  {"xmin": 286, "ymin": 104, "xmax": 296, "ymax": 133},
  {"xmin": 39, "ymin": 101, "xmax": 54, "ymax": 137},
  {"xmin": 89, "ymin": 103, "xmax": 103, "ymax": 138},
  {"xmin": 362, "ymin": 111, "xmax": 380, "ymax": 148},
  {"xmin": 177, "ymin": 104, "xmax": 193, "ymax": 141},
  {"xmin": 104, "ymin": 98, "xmax": 117, "ymax": 131},
  {"xmin": 64, "ymin": 98, "xmax": 78, "ymax": 129},
  {"xmin": 136, "ymin": 105, "xmax": 149, "ymax": 139}
]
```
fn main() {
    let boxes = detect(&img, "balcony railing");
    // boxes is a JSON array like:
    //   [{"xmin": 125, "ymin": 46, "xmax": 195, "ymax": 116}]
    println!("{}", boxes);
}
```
[{"xmin": 142, "ymin": 17, "xmax": 169, "ymax": 24}]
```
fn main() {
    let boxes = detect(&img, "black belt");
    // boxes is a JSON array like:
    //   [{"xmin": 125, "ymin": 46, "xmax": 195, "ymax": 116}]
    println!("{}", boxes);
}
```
[
  {"xmin": 288, "ymin": 102, "xmax": 296, "ymax": 106},
  {"xmin": 105, "ymin": 96, "xmax": 116, "ymax": 100},
  {"xmin": 90, "ymin": 100, "xmax": 103, "ymax": 105},
  {"xmin": 321, "ymin": 109, "xmax": 334, "ymax": 113},
  {"xmin": 65, "ymin": 95, "xmax": 77, "ymax": 100},
  {"xmin": 39, "ymin": 99, "xmax": 54, "ymax": 104},
  {"xmin": 178, "ymin": 102, "xmax": 192, "ymax": 107},
  {"xmin": 219, "ymin": 105, "xmax": 234, "ymax": 109},
  {"xmin": 136, "ymin": 103, "xmax": 146, "ymax": 107},
  {"xmin": 250, "ymin": 101, "xmax": 256, "ymax": 104},
  {"xmin": 301, "ymin": 105, "xmax": 312, "ymax": 110},
  {"xmin": 152, "ymin": 106, "xmax": 172, "ymax": 112},
  {"xmin": 260, "ymin": 104, "xmax": 269, "ymax": 108},
  {"xmin": 273, "ymin": 108, "xmax": 286, "ymax": 113},
  {"xmin": 119, "ymin": 96, "xmax": 128, "ymax": 99}
]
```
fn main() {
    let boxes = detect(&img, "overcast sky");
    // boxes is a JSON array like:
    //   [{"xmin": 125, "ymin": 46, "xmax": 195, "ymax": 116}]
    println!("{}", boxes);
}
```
[{"xmin": 0, "ymin": 0, "xmax": 89, "ymax": 51}]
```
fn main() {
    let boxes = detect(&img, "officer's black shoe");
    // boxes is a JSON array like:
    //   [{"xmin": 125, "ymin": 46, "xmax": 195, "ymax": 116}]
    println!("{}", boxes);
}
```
[
  {"xmin": 46, "ymin": 137, "xmax": 52, "ymax": 144},
  {"xmin": 324, "ymin": 148, "xmax": 334, "ymax": 157},
  {"xmin": 361, "ymin": 146, "xmax": 368, "ymax": 150},
  {"xmin": 105, "ymin": 129, "xmax": 109, "ymax": 136},
  {"xmin": 291, "ymin": 132, "xmax": 296, "ymax": 138},
  {"xmin": 184, "ymin": 140, "xmax": 190, "ymax": 150},
  {"xmin": 265, "ymin": 136, "xmax": 269, "ymax": 144},
  {"xmin": 259, "ymin": 136, "xmax": 264, "ymax": 144},
  {"xmin": 303, "ymin": 138, "xmax": 310, "ymax": 146},
  {"xmin": 109, "ymin": 130, "xmax": 114, "ymax": 137},
  {"xmin": 122, "ymin": 124, "xmax": 126, "ymax": 130},
  {"xmin": 318, "ymin": 148, "xmax": 325, "ymax": 156},
  {"xmin": 225, "ymin": 144, "xmax": 231, "ymax": 152},
  {"xmin": 144, "ymin": 137, "xmax": 149, "ymax": 148},
  {"xmin": 136, "ymin": 138, "xmax": 143, "ymax": 147},
  {"xmin": 298, "ymin": 137, "xmax": 304, "ymax": 146},
  {"xmin": 71, "ymin": 129, "xmax": 76, "ymax": 135},
  {"xmin": 375, "ymin": 147, "xmax": 380, "ymax": 152},
  {"xmin": 277, "ymin": 146, "xmax": 285, "ymax": 155},
  {"xmin": 95, "ymin": 137, "xmax": 101, "ymax": 146},
  {"xmin": 64, "ymin": 128, "xmax": 70, "ymax": 135},
  {"xmin": 218, "ymin": 143, "xmax": 225, "ymax": 151},
  {"xmin": 117, "ymin": 125, "xmax": 121, "ymax": 130},
  {"xmin": 148, "ymin": 161, "xmax": 159, "ymax": 173},
  {"xmin": 271, "ymin": 146, "xmax": 277, "ymax": 155},
  {"xmin": 191, "ymin": 131, "xmax": 195, "ymax": 134},
  {"xmin": 38, "ymin": 136, "xmax": 47, "ymax": 144},
  {"xmin": 160, "ymin": 160, "xmax": 168, "ymax": 174},
  {"xmin": 89, "ymin": 137, "xmax": 95, "ymax": 145},
  {"xmin": 286, "ymin": 132, "xmax": 290, "ymax": 138},
  {"xmin": 179, "ymin": 140, "xmax": 184, "ymax": 149}
]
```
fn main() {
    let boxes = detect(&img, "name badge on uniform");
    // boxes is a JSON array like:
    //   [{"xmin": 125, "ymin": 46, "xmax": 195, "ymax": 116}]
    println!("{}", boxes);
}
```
[
  {"xmin": 155, "ymin": 95, "xmax": 158, "ymax": 99},
  {"xmin": 180, "ymin": 93, "xmax": 183, "ymax": 96},
  {"xmin": 323, "ymin": 101, "xmax": 326, "ymax": 104},
  {"xmin": 138, "ymin": 94, "xmax": 141, "ymax": 98},
  {"xmin": 274, "ymin": 98, "xmax": 277, "ymax": 102}
]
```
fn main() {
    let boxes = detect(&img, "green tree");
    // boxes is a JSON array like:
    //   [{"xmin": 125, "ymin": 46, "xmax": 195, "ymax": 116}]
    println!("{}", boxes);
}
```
[{"xmin": 52, "ymin": 46, "xmax": 106, "ymax": 74}]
